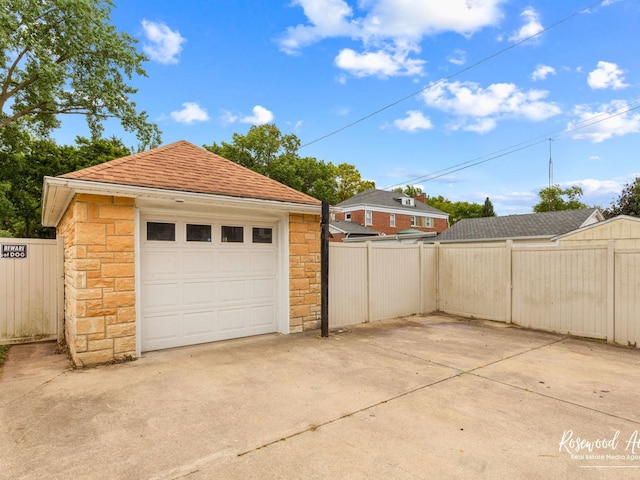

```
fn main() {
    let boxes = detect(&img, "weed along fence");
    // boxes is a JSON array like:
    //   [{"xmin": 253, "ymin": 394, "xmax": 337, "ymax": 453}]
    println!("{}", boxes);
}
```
[
  {"xmin": 329, "ymin": 241, "xmax": 640, "ymax": 348},
  {"xmin": 0, "ymin": 238, "xmax": 63, "ymax": 344}
]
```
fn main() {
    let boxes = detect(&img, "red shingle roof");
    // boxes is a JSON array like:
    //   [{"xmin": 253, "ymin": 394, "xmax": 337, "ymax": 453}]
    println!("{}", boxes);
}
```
[{"xmin": 61, "ymin": 140, "xmax": 321, "ymax": 206}]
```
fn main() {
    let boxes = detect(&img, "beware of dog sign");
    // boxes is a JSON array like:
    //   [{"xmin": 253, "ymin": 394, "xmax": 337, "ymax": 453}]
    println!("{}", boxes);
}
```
[{"xmin": 1, "ymin": 244, "xmax": 28, "ymax": 259}]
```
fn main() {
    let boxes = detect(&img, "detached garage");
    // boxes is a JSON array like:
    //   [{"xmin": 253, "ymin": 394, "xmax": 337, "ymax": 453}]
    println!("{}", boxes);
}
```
[{"xmin": 41, "ymin": 140, "xmax": 322, "ymax": 366}]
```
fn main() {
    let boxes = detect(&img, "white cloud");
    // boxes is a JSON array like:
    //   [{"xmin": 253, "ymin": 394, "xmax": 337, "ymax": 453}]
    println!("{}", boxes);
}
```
[
  {"xmin": 240, "ymin": 105, "xmax": 274, "ymax": 125},
  {"xmin": 170, "ymin": 102, "xmax": 209, "ymax": 124},
  {"xmin": 279, "ymin": 0, "xmax": 357, "ymax": 54},
  {"xmin": 393, "ymin": 111, "xmax": 433, "ymax": 132},
  {"xmin": 531, "ymin": 64, "xmax": 556, "ymax": 81},
  {"xmin": 508, "ymin": 7, "xmax": 544, "ymax": 43},
  {"xmin": 448, "ymin": 49, "xmax": 466, "ymax": 66},
  {"xmin": 141, "ymin": 20, "xmax": 186, "ymax": 65},
  {"xmin": 572, "ymin": 178, "xmax": 622, "ymax": 196},
  {"xmin": 421, "ymin": 80, "xmax": 561, "ymax": 133},
  {"xmin": 279, "ymin": 0, "xmax": 505, "ymax": 77},
  {"xmin": 568, "ymin": 100, "xmax": 640, "ymax": 143},
  {"xmin": 587, "ymin": 61, "xmax": 628, "ymax": 90},
  {"xmin": 334, "ymin": 47, "xmax": 425, "ymax": 78}
]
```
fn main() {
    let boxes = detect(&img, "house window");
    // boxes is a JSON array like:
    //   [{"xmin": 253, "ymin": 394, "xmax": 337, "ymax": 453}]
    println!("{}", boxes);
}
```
[
  {"xmin": 410, "ymin": 216, "xmax": 417, "ymax": 227},
  {"xmin": 345, "ymin": 212, "xmax": 351, "ymax": 221},
  {"xmin": 252, "ymin": 227, "xmax": 273, "ymax": 244},
  {"xmin": 147, "ymin": 222, "xmax": 175, "ymax": 241},
  {"xmin": 422, "ymin": 217, "xmax": 433, "ymax": 228},
  {"xmin": 365, "ymin": 210, "xmax": 373, "ymax": 226},
  {"xmin": 390, "ymin": 214, "xmax": 395, "ymax": 228},
  {"xmin": 186, "ymin": 224, "xmax": 212, "ymax": 242},
  {"xmin": 221, "ymin": 226, "xmax": 244, "ymax": 243}
]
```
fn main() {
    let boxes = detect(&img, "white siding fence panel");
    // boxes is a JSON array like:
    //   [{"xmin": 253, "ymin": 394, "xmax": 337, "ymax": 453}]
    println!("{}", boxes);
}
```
[
  {"xmin": 1, "ymin": 238, "xmax": 63, "ymax": 344},
  {"xmin": 438, "ymin": 243, "xmax": 508, "ymax": 322},
  {"xmin": 329, "ymin": 243, "xmax": 369, "ymax": 327},
  {"xmin": 369, "ymin": 245, "xmax": 421, "ymax": 321},
  {"xmin": 614, "ymin": 249, "xmax": 640, "ymax": 347},
  {"xmin": 511, "ymin": 246, "xmax": 608, "ymax": 339}
]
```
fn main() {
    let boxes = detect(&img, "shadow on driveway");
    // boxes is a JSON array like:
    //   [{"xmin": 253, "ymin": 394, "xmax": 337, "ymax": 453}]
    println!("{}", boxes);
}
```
[{"xmin": 1, "ymin": 315, "xmax": 639, "ymax": 479}]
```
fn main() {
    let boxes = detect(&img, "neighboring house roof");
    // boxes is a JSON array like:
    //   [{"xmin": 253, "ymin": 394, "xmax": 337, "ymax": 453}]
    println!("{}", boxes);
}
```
[
  {"xmin": 330, "ymin": 221, "xmax": 379, "ymax": 236},
  {"xmin": 42, "ymin": 140, "xmax": 321, "ymax": 227},
  {"xmin": 336, "ymin": 189, "xmax": 448, "ymax": 217},
  {"xmin": 553, "ymin": 214, "xmax": 640, "ymax": 241},
  {"xmin": 435, "ymin": 208, "xmax": 604, "ymax": 243},
  {"xmin": 60, "ymin": 140, "xmax": 320, "ymax": 206}
]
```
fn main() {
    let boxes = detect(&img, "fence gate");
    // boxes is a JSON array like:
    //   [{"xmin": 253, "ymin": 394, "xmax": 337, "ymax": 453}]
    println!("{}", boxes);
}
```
[{"xmin": 0, "ymin": 238, "xmax": 63, "ymax": 344}]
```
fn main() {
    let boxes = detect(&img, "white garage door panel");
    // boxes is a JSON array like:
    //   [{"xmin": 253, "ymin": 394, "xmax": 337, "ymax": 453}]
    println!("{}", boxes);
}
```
[
  {"xmin": 144, "ymin": 252, "xmax": 180, "ymax": 276},
  {"xmin": 218, "ymin": 280, "xmax": 247, "ymax": 303},
  {"xmin": 250, "ymin": 306, "xmax": 276, "ymax": 327},
  {"xmin": 218, "ymin": 252, "xmax": 247, "ymax": 272},
  {"xmin": 143, "ymin": 283, "xmax": 182, "ymax": 310},
  {"xmin": 183, "ymin": 252, "xmax": 216, "ymax": 274},
  {"xmin": 250, "ymin": 252, "xmax": 276, "ymax": 272},
  {"xmin": 183, "ymin": 311, "xmax": 217, "ymax": 337},
  {"xmin": 141, "ymin": 216, "xmax": 279, "ymax": 352},
  {"xmin": 143, "ymin": 313, "xmax": 181, "ymax": 344},
  {"xmin": 251, "ymin": 278, "xmax": 276, "ymax": 301},
  {"xmin": 183, "ymin": 281, "xmax": 217, "ymax": 306}
]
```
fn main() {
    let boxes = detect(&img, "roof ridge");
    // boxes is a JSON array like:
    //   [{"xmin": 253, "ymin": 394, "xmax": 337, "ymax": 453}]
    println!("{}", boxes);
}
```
[{"xmin": 58, "ymin": 140, "xmax": 321, "ymax": 206}]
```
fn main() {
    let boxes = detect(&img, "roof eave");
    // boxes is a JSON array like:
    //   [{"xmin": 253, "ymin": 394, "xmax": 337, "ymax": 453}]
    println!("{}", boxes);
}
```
[
  {"xmin": 342, "ymin": 231, "xmax": 437, "ymax": 243},
  {"xmin": 432, "ymin": 235, "xmax": 554, "ymax": 244},
  {"xmin": 42, "ymin": 176, "xmax": 321, "ymax": 227}
]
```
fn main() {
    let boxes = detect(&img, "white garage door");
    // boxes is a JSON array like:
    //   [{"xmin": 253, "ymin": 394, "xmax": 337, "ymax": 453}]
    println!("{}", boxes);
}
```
[{"xmin": 140, "ymin": 215, "xmax": 278, "ymax": 351}]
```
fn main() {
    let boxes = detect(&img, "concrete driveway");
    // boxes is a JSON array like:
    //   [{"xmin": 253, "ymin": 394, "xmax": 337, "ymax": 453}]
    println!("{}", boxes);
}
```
[{"xmin": 1, "ymin": 314, "xmax": 640, "ymax": 479}]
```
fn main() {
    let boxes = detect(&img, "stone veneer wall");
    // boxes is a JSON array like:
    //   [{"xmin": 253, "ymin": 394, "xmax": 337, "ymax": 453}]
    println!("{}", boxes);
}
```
[
  {"xmin": 289, "ymin": 213, "xmax": 322, "ymax": 332},
  {"xmin": 57, "ymin": 194, "xmax": 136, "ymax": 366}
]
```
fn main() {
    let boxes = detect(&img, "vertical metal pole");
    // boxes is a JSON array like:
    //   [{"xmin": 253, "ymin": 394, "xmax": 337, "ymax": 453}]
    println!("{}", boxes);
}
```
[{"xmin": 320, "ymin": 201, "xmax": 329, "ymax": 337}]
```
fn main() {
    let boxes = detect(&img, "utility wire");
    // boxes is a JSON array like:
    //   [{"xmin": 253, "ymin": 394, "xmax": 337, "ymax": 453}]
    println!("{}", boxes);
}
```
[
  {"xmin": 299, "ymin": 0, "xmax": 610, "ymax": 150},
  {"xmin": 385, "ymin": 100, "xmax": 640, "ymax": 188}
]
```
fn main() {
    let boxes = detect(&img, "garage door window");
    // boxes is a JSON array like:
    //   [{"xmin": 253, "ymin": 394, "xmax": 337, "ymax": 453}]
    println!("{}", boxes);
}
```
[
  {"xmin": 221, "ymin": 226, "xmax": 243, "ymax": 243},
  {"xmin": 252, "ymin": 227, "xmax": 272, "ymax": 244},
  {"xmin": 147, "ymin": 222, "xmax": 175, "ymax": 241},
  {"xmin": 187, "ymin": 224, "xmax": 212, "ymax": 242}
]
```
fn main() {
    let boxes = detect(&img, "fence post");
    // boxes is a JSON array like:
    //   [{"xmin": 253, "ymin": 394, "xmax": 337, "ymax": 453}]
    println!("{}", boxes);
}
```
[
  {"xmin": 435, "ymin": 242, "xmax": 440, "ymax": 312},
  {"xmin": 419, "ymin": 243, "xmax": 424, "ymax": 314},
  {"xmin": 320, "ymin": 201, "xmax": 329, "ymax": 337},
  {"xmin": 606, "ymin": 240, "xmax": 615, "ymax": 343},
  {"xmin": 366, "ymin": 241, "xmax": 373, "ymax": 322},
  {"xmin": 505, "ymin": 240, "xmax": 512, "ymax": 324},
  {"xmin": 56, "ymin": 236, "xmax": 65, "ymax": 343}
]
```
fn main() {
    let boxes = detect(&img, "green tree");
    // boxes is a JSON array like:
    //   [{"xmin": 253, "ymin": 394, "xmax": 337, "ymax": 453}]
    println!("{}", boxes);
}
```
[
  {"xmin": 481, "ymin": 197, "xmax": 496, "ymax": 217},
  {"xmin": 205, "ymin": 124, "xmax": 299, "ymax": 175},
  {"xmin": 334, "ymin": 163, "xmax": 375, "ymax": 203},
  {"xmin": 533, "ymin": 185, "xmax": 588, "ymax": 213},
  {"xmin": 0, "ymin": 0, "xmax": 161, "ymax": 147},
  {"xmin": 424, "ymin": 195, "xmax": 484, "ymax": 224},
  {"xmin": 393, "ymin": 185, "xmax": 423, "ymax": 197},
  {"xmin": 604, "ymin": 177, "xmax": 640, "ymax": 218},
  {"xmin": 204, "ymin": 124, "xmax": 372, "ymax": 204},
  {"xmin": 0, "ymin": 135, "xmax": 130, "ymax": 237}
]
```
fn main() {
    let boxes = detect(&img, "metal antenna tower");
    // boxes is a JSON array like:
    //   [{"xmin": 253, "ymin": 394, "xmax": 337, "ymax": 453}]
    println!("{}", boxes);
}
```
[{"xmin": 548, "ymin": 138, "xmax": 554, "ymax": 189}]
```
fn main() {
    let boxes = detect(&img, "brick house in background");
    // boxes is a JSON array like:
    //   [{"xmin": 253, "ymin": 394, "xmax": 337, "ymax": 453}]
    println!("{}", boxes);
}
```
[{"xmin": 332, "ymin": 189, "xmax": 449, "ymax": 241}]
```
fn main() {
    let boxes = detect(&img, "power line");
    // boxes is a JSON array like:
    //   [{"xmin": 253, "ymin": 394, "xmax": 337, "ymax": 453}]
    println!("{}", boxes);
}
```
[
  {"xmin": 384, "ymin": 101, "xmax": 640, "ymax": 189},
  {"xmin": 299, "ymin": 0, "xmax": 610, "ymax": 150}
]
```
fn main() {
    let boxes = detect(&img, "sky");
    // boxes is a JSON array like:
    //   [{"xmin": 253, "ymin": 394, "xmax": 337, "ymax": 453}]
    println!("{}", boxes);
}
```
[{"xmin": 53, "ymin": 0, "xmax": 640, "ymax": 215}]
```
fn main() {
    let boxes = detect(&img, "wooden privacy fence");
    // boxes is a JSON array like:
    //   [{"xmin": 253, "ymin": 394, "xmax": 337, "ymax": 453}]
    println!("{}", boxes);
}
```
[
  {"xmin": 0, "ymin": 238, "xmax": 63, "ymax": 344},
  {"xmin": 329, "ymin": 241, "xmax": 640, "ymax": 347}
]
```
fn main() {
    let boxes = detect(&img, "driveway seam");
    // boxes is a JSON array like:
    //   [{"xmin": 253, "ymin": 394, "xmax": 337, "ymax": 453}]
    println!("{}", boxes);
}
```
[
  {"xmin": 236, "ymin": 337, "xmax": 569, "ymax": 458},
  {"xmin": 236, "ymin": 370, "xmax": 464, "ymax": 458}
]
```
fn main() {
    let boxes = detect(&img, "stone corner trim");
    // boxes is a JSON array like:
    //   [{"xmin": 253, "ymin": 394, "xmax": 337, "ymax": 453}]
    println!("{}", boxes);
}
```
[
  {"xmin": 288, "ymin": 213, "xmax": 321, "ymax": 332},
  {"xmin": 58, "ymin": 194, "xmax": 136, "ymax": 367}
]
